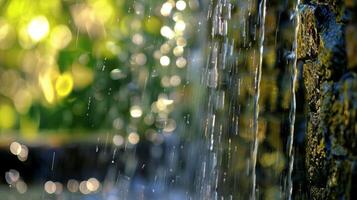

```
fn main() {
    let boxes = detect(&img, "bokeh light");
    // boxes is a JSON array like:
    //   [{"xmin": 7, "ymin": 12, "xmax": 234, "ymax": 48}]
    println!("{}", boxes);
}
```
[
  {"xmin": 27, "ymin": 16, "xmax": 49, "ymax": 42},
  {"xmin": 55, "ymin": 73, "xmax": 74, "ymax": 97}
]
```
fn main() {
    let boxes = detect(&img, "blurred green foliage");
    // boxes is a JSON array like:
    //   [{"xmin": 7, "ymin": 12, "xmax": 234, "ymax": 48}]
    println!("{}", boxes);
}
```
[{"xmin": 0, "ymin": 0, "xmax": 194, "ymax": 139}]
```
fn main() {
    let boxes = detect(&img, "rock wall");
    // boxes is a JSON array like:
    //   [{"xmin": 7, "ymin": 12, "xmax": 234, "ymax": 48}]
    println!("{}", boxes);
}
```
[{"xmin": 298, "ymin": 0, "xmax": 356, "ymax": 199}]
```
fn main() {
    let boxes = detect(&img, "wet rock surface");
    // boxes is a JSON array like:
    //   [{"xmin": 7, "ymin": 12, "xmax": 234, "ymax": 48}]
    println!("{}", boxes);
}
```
[{"xmin": 298, "ymin": 0, "xmax": 356, "ymax": 199}]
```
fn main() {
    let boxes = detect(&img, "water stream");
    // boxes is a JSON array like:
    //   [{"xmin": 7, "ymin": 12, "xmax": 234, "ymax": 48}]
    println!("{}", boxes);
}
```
[
  {"xmin": 285, "ymin": 0, "xmax": 300, "ymax": 199},
  {"xmin": 200, "ymin": 0, "xmax": 302, "ymax": 198},
  {"xmin": 251, "ymin": 0, "xmax": 267, "ymax": 199}
]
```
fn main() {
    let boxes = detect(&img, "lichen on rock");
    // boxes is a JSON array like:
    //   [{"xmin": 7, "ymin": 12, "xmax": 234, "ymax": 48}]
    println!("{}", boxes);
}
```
[{"xmin": 298, "ymin": 0, "xmax": 356, "ymax": 199}]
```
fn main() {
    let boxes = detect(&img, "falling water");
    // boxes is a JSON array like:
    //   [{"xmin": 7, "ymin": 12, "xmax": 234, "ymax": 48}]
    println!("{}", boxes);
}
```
[
  {"xmin": 200, "ymin": 0, "xmax": 234, "ymax": 198},
  {"xmin": 251, "ymin": 0, "xmax": 267, "ymax": 199},
  {"xmin": 286, "ymin": 0, "xmax": 301, "ymax": 199}
]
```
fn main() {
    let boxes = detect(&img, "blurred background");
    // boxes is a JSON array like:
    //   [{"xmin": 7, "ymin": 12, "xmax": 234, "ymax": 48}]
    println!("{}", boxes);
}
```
[{"xmin": 0, "ymin": 0, "xmax": 203, "ymax": 199}]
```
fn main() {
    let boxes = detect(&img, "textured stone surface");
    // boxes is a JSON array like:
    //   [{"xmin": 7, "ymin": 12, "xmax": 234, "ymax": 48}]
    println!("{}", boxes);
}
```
[
  {"xmin": 298, "ymin": 0, "xmax": 356, "ymax": 199},
  {"xmin": 298, "ymin": 5, "xmax": 320, "ymax": 60}
]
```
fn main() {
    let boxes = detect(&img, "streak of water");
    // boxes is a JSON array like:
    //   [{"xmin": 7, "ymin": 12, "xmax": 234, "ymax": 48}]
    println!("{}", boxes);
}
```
[
  {"xmin": 51, "ymin": 152, "xmax": 56, "ymax": 171},
  {"xmin": 286, "ymin": 0, "xmax": 300, "ymax": 199},
  {"xmin": 251, "ymin": 0, "xmax": 267, "ymax": 199}
]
